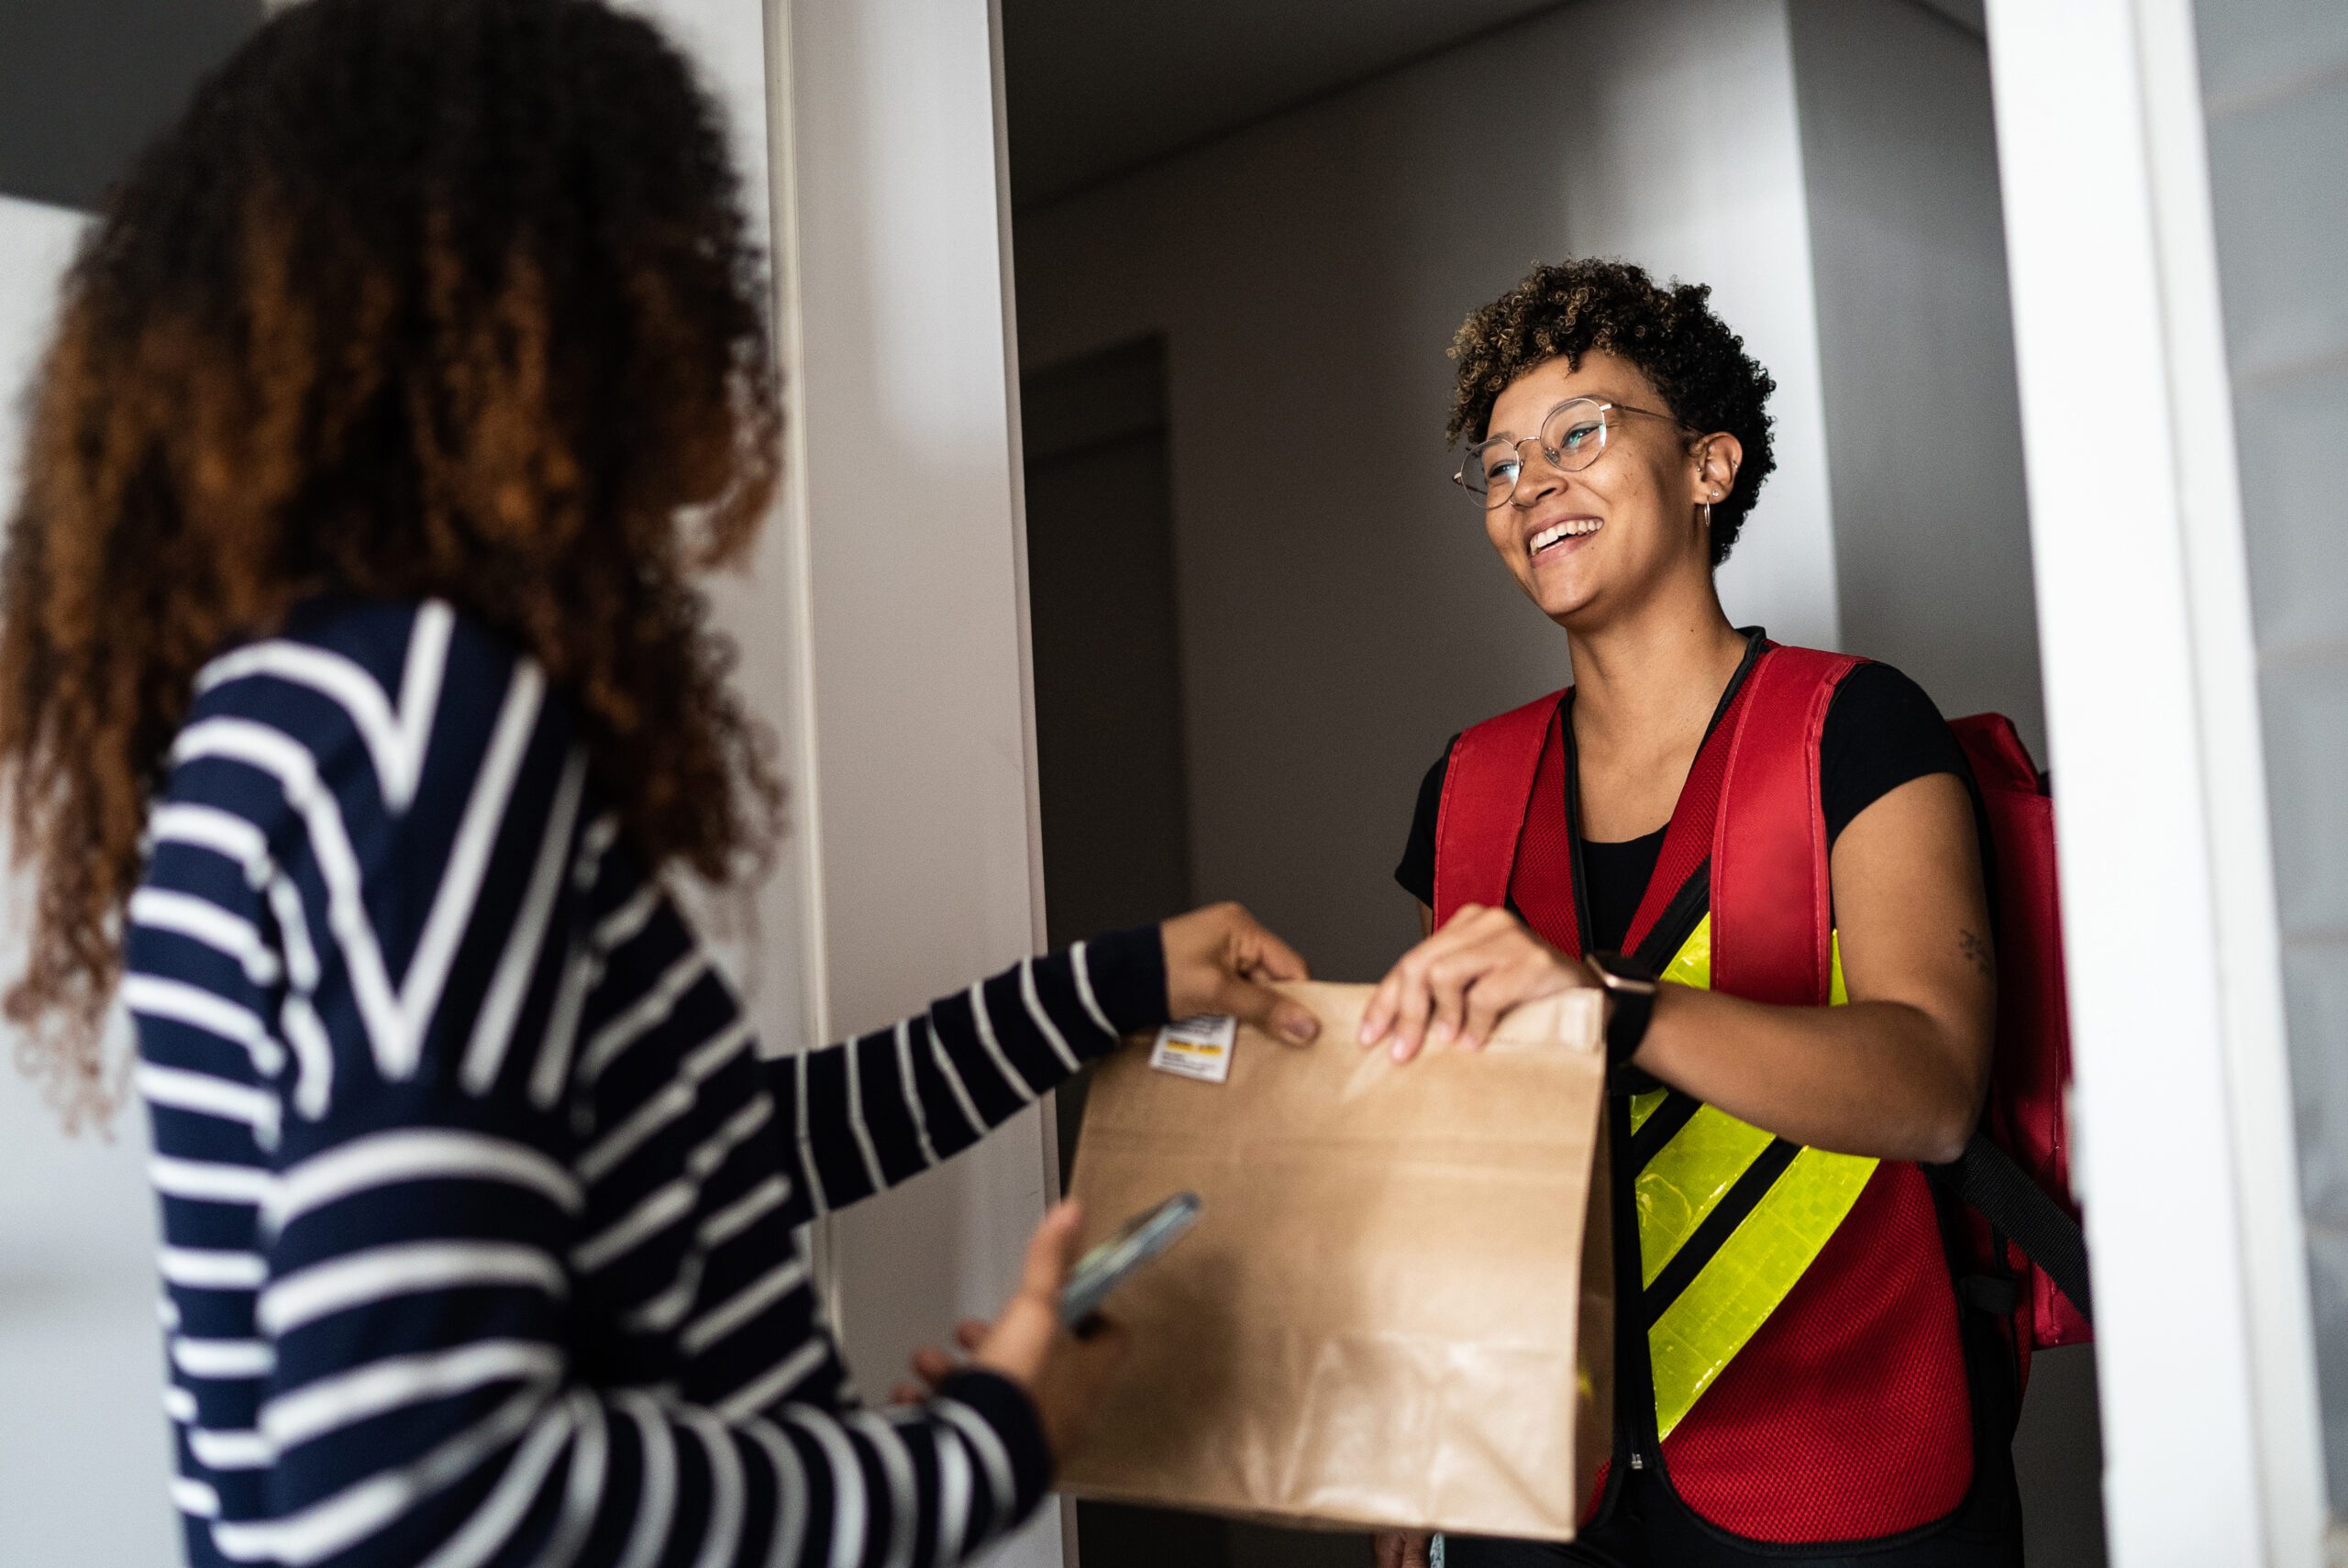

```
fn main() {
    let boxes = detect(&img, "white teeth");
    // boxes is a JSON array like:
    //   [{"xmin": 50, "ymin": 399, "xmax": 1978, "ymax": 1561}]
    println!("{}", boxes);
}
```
[{"xmin": 1531, "ymin": 519, "xmax": 1602, "ymax": 553}]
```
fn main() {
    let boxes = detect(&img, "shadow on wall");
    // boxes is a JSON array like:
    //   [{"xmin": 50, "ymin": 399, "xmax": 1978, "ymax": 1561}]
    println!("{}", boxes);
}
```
[{"xmin": 0, "ymin": 0, "xmax": 263, "ymax": 211}]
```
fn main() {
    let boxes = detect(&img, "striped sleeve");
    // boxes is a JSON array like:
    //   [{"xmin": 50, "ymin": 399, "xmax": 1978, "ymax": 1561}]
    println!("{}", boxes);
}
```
[
  {"xmin": 761, "ymin": 927, "xmax": 1168, "ymax": 1218},
  {"xmin": 568, "ymin": 828, "xmax": 1168, "ymax": 1224}
]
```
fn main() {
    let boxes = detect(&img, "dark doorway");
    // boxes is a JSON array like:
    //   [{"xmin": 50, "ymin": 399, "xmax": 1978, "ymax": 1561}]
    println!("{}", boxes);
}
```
[
  {"xmin": 1023, "ymin": 337, "xmax": 1368, "ymax": 1568},
  {"xmin": 1024, "ymin": 334, "xmax": 1195, "ymax": 1200}
]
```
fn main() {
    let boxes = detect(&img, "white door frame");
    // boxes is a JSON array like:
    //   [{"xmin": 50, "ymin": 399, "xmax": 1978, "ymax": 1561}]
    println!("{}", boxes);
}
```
[
  {"xmin": 760, "ymin": 0, "xmax": 1065, "ymax": 1563},
  {"xmin": 1982, "ymin": 2, "xmax": 2324, "ymax": 1564}
]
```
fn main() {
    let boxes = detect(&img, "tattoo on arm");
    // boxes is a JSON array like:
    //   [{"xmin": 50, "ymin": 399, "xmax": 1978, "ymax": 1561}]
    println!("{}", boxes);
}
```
[{"xmin": 1957, "ymin": 928, "xmax": 1994, "ymax": 980}]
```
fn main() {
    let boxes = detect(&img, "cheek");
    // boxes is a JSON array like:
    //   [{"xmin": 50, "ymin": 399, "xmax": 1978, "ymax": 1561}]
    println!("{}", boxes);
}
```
[{"xmin": 1481, "ymin": 510, "xmax": 1520, "ymax": 563}]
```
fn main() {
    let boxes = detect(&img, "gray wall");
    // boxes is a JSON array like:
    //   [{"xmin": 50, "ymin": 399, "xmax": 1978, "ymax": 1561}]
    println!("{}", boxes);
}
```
[
  {"xmin": 2192, "ymin": 0, "xmax": 2348, "ymax": 1518},
  {"xmin": 1789, "ymin": 0, "xmax": 2043, "ymax": 751},
  {"xmin": 0, "ymin": 0, "xmax": 262, "ymax": 211}
]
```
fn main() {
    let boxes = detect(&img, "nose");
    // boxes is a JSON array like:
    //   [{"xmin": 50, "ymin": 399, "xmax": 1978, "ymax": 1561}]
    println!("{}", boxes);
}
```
[{"xmin": 1509, "ymin": 438, "xmax": 1567, "ymax": 509}]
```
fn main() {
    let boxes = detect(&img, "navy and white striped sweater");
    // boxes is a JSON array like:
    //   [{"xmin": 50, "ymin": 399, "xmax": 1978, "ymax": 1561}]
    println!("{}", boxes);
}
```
[{"xmin": 127, "ymin": 597, "xmax": 1166, "ymax": 1568}]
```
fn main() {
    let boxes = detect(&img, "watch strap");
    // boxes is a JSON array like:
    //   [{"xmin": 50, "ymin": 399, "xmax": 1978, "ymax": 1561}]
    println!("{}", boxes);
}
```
[{"xmin": 1586, "ymin": 951, "xmax": 1659, "ymax": 1067}]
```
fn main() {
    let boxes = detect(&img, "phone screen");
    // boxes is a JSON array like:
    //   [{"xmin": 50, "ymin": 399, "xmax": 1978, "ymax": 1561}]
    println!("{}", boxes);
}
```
[{"xmin": 1059, "ymin": 1191, "xmax": 1202, "ymax": 1328}]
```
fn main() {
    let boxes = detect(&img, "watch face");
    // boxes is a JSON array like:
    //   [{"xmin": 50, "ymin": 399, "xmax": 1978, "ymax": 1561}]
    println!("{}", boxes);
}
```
[{"xmin": 1589, "ymin": 955, "xmax": 1657, "ymax": 994}]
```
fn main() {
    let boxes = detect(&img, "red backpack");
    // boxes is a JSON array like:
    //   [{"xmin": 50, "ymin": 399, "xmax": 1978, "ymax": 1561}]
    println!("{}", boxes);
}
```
[{"xmin": 1713, "ymin": 649, "xmax": 2093, "ymax": 1381}]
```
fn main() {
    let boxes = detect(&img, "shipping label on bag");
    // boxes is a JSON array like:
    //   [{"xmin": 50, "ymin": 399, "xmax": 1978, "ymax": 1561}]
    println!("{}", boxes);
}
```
[
  {"xmin": 1061, "ymin": 980, "xmax": 1611, "ymax": 1542},
  {"xmin": 1149, "ymin": 1015, "xmax": 1238, "ymax": 1082}
]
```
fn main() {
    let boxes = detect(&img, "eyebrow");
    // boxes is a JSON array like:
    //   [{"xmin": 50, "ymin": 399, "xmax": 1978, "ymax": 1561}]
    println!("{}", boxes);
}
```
[{"xmin": 1483, "ymin": 393, "xmax": 1630, "ymax": 439}]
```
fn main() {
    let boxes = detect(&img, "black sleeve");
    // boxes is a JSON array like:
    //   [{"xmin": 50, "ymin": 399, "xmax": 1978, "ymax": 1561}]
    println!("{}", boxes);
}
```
[
  {"xmin": 1393, "ymin": 737, "xmax": 1459, "ymax": 906},
  {"xmin": 1821, "ymin": 662, "xmax": 1973, "ymax": 843}
]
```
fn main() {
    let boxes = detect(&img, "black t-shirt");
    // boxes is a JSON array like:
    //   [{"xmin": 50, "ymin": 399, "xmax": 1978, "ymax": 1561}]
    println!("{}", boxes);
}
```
[{"xmin": 1392, "ymin": 661, "xmax": 1971, "ymax": 953}]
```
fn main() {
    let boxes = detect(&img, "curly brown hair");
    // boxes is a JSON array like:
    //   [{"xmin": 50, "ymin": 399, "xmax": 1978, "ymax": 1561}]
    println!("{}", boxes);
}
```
[
  {"xmin": 0, "ymin": 0, "xmax": 784, "ymax": 1123},
  {"xmin": 1446, "ymin": 258, "xmax": 1777, "ymax": 566}
]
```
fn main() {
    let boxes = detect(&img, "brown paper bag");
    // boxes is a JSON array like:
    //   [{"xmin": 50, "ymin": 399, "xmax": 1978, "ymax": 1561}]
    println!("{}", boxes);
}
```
[{"xmin": 1060, "ymin": 980, "xmax": 1611, "ymax": 1542}]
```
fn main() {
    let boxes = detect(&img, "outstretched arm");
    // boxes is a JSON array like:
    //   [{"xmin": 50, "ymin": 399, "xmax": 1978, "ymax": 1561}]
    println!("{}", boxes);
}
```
[{"xmin": 757, "ymin": 902, "xmax": 1324, "ymax": 1222}]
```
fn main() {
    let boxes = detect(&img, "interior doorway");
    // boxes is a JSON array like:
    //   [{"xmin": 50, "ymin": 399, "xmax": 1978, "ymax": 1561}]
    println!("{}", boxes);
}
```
[
  {"xmin": 1002, "ymin": 1, "xmax": 2112, "ymax": 1563},
  {"xmin": 1022, "ymin": 335, "xmax": 1193, "ymax": 1195}
]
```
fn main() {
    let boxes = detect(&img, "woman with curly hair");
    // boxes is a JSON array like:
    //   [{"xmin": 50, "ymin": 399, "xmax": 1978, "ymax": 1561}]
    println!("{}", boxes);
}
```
[
  {"xmin": 0, "ymin": 3, "xmax": 1324, "ymax": 1564},
  {"xmin": 1364, "ymin": 260, "xmax": 2022, "ymax": 1566}
]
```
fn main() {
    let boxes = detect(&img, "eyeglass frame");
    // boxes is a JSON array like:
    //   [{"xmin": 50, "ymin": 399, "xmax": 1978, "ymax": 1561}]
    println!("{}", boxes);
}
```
[{"xmin": 1452, "ymin": 397, "xmax": 1699, "ymax": 508}]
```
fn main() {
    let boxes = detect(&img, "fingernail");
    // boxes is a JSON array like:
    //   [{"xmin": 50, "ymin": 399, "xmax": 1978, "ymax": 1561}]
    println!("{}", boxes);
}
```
[
  {"xmin": 1432, "ymin": 1021, "xmax": 1456, "ymax": 1045},
  {"xmin": 1356, "ymin": 1018, "xmax": 1375, "ymax": 1045},
  {"xmin": 1390, "ymin": 1036, "xmax": 1412, "ymax": 1062},
  {"xmin": 1284, "ymin": 1015, "xmax": 1319, "ymax": 1043}
]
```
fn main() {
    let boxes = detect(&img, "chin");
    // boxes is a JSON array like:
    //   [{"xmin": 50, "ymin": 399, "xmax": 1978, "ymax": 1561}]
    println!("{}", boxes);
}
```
[{"xmin": 1526, "ymin": 581, "xmax": 1596, "ymax": 626}]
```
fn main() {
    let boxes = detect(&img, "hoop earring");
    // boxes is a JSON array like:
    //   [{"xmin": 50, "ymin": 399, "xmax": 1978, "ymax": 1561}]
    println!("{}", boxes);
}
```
[{"xmin": 1700, "ymin": 500, "xmax": 1712, "ymax": 533}]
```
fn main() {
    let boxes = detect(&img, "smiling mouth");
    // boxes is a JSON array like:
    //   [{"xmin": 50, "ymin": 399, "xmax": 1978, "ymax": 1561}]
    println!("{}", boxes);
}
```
[{"xmin": 1529, "ymin": 518, "xmax": 1602, "ymax": 557}]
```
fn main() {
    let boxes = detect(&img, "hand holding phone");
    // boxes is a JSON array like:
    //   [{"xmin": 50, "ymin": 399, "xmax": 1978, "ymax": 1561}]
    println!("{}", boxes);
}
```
[
  {"xmin": 898, "ymin": 1198, "xmax": 1197, "ymax": 1461},
  {"xmin": 1059, "ymin": 1191, "xmax": 1202, "ymax": 1331}
]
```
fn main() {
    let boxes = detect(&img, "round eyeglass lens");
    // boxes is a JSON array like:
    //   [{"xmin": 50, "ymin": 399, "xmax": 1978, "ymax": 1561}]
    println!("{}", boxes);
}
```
[
  {"xmin": 1461, "ymin": 439, "xmax": 1519, "ymax": 500},
  {"xmin": 1540, "ymin": 400, "xmax": 1611, "ymax": 472}
]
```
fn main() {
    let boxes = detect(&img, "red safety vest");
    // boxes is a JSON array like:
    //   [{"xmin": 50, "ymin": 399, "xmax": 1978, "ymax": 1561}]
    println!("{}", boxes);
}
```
[{"xmin": 1434, "ymin": 642, "xmax": 1978, "ymax": 1544}]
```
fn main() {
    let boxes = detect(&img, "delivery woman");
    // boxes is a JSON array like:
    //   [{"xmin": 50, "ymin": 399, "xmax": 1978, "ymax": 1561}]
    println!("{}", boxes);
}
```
[
  {"xmin": 0, "ymin": 3, "xmax": 1324, "ymax": 1564},
  {"xmin": 1366, "ymin": 259, "xmax": 2022, "ymax": 1567}
]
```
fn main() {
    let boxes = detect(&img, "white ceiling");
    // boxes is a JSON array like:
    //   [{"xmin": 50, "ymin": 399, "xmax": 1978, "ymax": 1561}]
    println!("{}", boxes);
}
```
[{"xmin": 1001, "ymin": 0, "xmax": 1988, "ymax": 209}]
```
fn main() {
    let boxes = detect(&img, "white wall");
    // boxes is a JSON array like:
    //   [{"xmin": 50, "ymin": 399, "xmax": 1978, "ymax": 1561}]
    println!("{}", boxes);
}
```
[
  {"xmin": 2190, "ymin": 0, "xmax": 2348, "ymax": 1540},
  {"xmin": 1984, "ymin": 0, "xmax": 2324, "ymax": 1561},
  {"xmin": 0, "ymin": 192, "xmax": 181, "ymax": 1568},
  {"xmin": 615, "ymin": 0, "xmax": 816, "ymax": 1161},
  {"xmin": 780, "ymin": 0, "xmax": 1066, "ymax": 1562},
  {"xmin": 1013, "ymin": 0, "xmax": 1839, "ymax": 983}
]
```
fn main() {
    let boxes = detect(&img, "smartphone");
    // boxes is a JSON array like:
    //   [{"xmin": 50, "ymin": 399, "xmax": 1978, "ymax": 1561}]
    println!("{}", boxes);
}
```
[{"xmin": 1059, "ymin": 1191, "xmax": 1203, "ymax": 1330}]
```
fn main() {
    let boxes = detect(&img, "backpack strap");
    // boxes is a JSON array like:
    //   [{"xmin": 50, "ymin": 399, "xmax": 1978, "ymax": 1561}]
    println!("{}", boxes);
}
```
[
  {"xmin": 1929, "ymin": 1137, "xmax": 2095, "ymax": 1322},
  {"xmin": 1711, "ymin": 646, "xmax": 1865, "ymax": 1005},
  {"xmin": 1617, "ymin": 637, "xmax": 1776, "ymax": 957},
  {"xmin": 1432, "ymin": 689, "xmax": 1567, "ymax": 931}
]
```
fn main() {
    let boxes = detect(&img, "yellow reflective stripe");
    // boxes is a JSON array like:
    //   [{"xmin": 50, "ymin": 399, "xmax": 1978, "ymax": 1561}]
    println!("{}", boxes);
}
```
[
  {"xmin": 1659, "ymin": 913, "xmax": 1716, "ymax": 988},
  {"xmin": 1648, "ymin": 1144, "xmax": 1877, "ymax": 1439},
  {"xmin": 1628, "ymin": 1087, "xmax": 1667, "ymax": 1136},
  {"xmin": 1638, "ymin": 911, "xmax": 1863, "ymax": 1438},
  {"xmin": 1653, "ymin": 912, "xmax": 1844, "ymax": 999},
  {"xmin": 1636, "ymin": 1106, "xmax": 1774, "ymax": 1286}
]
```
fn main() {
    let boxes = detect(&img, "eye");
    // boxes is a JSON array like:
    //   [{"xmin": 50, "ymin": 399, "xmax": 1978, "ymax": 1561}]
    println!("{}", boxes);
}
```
[
  {"xmin": 1558, "ymin": 421, "xmax": 1602, "ymax": 451},
  {"xmin": 1483, "ymin": 454, "xmax": 1522, "ymax": 486}
]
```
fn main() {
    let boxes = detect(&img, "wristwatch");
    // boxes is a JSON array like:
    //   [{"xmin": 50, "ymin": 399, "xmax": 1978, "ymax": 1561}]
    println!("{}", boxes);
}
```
[{"xmin": 1583, "ymin": 951, "xmax": 1661, "ymax": 1067}]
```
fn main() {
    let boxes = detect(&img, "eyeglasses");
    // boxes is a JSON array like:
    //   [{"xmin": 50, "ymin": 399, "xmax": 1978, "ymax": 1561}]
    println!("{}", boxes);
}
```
[{"xmin": 1452, "ymin": 397, "xmax": 1689, "ymax": 508}]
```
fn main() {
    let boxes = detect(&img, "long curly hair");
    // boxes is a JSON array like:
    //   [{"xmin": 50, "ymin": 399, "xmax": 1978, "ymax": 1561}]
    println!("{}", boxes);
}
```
[
  {"xmin": 0, "ymin": 0, "xmax": 784, "ymax": 1124},
  {"xmin": 1447, "ymin": 258, "xmax": 1777, "ymax": 565}
]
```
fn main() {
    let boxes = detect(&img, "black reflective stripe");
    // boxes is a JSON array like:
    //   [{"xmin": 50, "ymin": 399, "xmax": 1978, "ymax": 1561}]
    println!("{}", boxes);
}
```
[
  {"xmin": 1631, "ymin": 1091, "xmax": 1702, "ymax": 1170},
  {"xmin": 1642, "ymin": 1136, "xmax": 1802, "ymax": 1328}
]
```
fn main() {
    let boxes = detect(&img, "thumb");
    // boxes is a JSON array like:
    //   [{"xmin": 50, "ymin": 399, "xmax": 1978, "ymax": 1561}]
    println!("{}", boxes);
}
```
[
  {"xmin": 1020, "ymin": 1199, "xmax": 1083, "ymax": 1299},
  {"xmin": 1239, "ymin": 922, "xmax": 1312, "ymax": 984},
  {"xmin": 1220, "ymin": 976, "xmax": 1321, "ymax": 1046}
]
